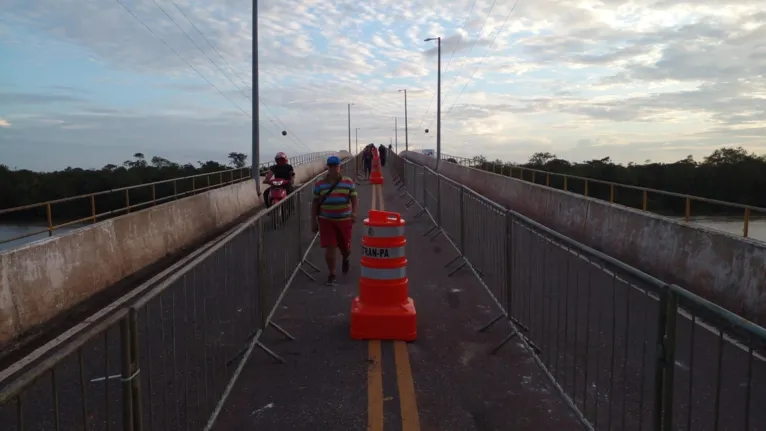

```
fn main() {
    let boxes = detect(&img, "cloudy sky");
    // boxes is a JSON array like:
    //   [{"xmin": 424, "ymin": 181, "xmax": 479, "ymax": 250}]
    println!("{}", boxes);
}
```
[{"xmin": 0, "ymin": 0, "xmax": 764, "ymax": 171}]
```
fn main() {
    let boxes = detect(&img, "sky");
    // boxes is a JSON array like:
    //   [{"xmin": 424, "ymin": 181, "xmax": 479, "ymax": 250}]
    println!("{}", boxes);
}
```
[{"xmin": 0, "ymin": 0, "xmax": 764, "ymax": 171}]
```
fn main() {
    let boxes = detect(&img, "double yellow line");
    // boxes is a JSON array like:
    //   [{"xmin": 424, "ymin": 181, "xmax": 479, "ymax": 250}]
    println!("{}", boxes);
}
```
[
  {"xmin": 368, "ymin": 340, "xmax": 420, "ymax": 431},
  {"xmin": 367, "ymin": 183, "xmax": 420, "ymax": 431}
]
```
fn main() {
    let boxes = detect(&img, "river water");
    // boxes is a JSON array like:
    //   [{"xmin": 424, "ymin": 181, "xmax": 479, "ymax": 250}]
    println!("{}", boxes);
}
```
[{"xmin": 1, "ymin": 218, "xmax": 764, "ymax": 253}]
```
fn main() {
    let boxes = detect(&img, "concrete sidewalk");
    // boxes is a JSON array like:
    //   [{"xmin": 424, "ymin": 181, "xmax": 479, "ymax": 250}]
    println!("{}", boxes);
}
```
[{"xmin": 212, "ymin": 172, "xmax": 585, "ymax": 430}]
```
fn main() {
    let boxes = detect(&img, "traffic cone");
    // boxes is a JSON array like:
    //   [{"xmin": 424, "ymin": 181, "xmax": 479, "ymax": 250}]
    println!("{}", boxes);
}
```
[
  {"xmin": 350, "ymin": 210, "xmax": 417, "ymax": 341},
  {"xmin": 370, "ymin": 155, "xmax": 384, "ymax": 184}
]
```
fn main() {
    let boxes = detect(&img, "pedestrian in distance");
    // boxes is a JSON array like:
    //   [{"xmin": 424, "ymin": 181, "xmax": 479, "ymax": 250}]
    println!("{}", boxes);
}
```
[
  {"xmin": 311, "ymin": 155, "xmax": 359, "ymax": 285},
  {"xmin": 363, "ymin": 144, "xmax": 374, "ymax": 179},
  {"xmin": 378, "ymin": 144, "xmax": 387, "ymax": 167}
]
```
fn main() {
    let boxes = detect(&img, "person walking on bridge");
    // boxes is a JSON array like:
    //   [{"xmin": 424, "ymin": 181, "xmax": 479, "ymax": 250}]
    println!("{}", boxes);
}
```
[
  {"xmin": 378, "ymin": 144, "xmax": 387, "ymax": 167},
  {"xmin": 362, "ymin": 144, "xmax": 374, "ymax": 179},
  {"xmin": 312, "ymin": 155, "xmax": 359, "ymax": 285}
]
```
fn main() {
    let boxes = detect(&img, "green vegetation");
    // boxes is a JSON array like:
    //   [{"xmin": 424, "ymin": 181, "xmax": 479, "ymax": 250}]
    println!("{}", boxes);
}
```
[
  {"xmin": 0, "ymin": 152, "xmax": 253, "ymax": 222},
  {"xmin": 467, "ymin": 147, "xmax": 766, "ymax": 216}
]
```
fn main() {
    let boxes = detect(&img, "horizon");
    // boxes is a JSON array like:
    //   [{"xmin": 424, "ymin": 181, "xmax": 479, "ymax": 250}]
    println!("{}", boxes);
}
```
[{"xmin": 1, "ymin": 0, "xmax": 764, "ymax": 171}]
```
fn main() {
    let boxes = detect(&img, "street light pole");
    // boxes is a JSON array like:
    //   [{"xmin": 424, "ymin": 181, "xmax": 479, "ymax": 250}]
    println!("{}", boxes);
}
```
[
  {"xmin": 394, "ymin": 117, "xmax": 398, "ymax": 153},
  {"xmin": 398, "ymin": 89, "xmax": 408, "ymax": 152},
  {"xmin": 425, "ymin": 36, "xmax": 442, "ymax": 225},
  {"xmin": 424, "ymin": 37, "xmax": 442, "ymax": 169},
  {"xmin": 347, "ymin": 103, "xmax": 352, "ymax": 155},
  {"xmin": 252, "ymin": 0, "xmax": 260, "ymax": 196},
  {"xmin": 355, "ymin": 127, "xmax": 359, "ymax": 151}
]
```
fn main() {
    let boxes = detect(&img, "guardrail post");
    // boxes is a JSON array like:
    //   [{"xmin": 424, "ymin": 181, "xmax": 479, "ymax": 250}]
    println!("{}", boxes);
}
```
[
  {"xmin": 91, "ymin": 195, "xmax": 97, "ymax": 223},
  {"xmin": 504, "ymin": 209, "xmax": 514, "ymax": 315},
  {"xmin": 744, "ymin": 208, "xmax": 750, "ymax": 237},
  {"xmin": 125, "ymin": 190, "xmax": 131, "ymax": 214},
  {"xmin": 256, "ymin": 217, "xmax": 267, "ymax": 330},
  {"xmin": 129, "ymin": 308, "xmax": 143, "ymax": 431},
  {"xmin": 458, "ymin": 185, "xmax": 465, "ymax": 255},
  {"xmin": 120, "ymin": 314, "xmax": 135, "ymax": 431},
  {"xmin": 653, "ymin": 287, "xmax": 678, "ymax": 431},
  {"xmin": 437, "ymin": 174, "xmax": 442, "ymax": 225},
  {"xmin": 421, "ymin": 166, "xmax": 427, "ymax": 209},
  {"xmin": 46, "ymin": 203, "xmax": 53, "ymax": 237}
]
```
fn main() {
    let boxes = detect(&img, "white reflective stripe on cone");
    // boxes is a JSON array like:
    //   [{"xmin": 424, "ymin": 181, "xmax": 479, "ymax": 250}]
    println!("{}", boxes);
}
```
[
  {"xmin": 363, "ymin": 225, "xmax": 405, "ymax": 238},
  {"xmin": 362, "ymin": 245, "xmax": 405, "ymax": 259},
  {"xmin": 360, "ymin": 266, "xmax": 407, "ymax": 280}
]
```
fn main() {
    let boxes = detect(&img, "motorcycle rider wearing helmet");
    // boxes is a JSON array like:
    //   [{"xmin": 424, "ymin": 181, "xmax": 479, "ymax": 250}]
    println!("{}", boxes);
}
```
[{"xmin": 263, "ymin": 152, "xmax": 295, "ymax": 207}]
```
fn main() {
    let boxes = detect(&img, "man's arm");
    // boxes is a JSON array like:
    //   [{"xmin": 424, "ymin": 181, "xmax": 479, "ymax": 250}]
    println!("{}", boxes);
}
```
[
  {"xmin": 311, "ymin": 182, "xmax": 321, "ymax": 217},
  {"xmin": 349, "ymin": 181, "xmax": 359, "ymax": 220}
]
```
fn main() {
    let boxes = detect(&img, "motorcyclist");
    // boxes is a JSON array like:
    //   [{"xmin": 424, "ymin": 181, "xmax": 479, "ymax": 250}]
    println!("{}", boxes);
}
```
[{"xmin": 263, "ymin": 152, "xmax": 295, "ymax": 207}]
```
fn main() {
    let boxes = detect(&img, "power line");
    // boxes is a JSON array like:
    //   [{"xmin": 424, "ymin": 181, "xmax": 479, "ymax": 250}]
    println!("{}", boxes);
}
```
[
  {"xmin": 442, "ymin": 0, "xmax": 478, "ymax": 76},
  {"xmin": 428, "ymin": 0, "xmax": 498, "ymax": 130},
  {"xmin": 415, "ymin": 0, "xmax": 494, "ymax": 131},
  {"xmin": 113, "ymin": 0, "xmax": 251, "ymax": 118},
  {"xmin": 150, "ymin": 0, "xmax": 251, "ymax": 100},
  {"xmin": 119, "ymin": 0, "xmax": 311, "ymax": 154},
  {"xmin": 445, "ymin": 0, "xmax": 520, "ymax": 118},
  {"xmin": 166, "ymin": 0, "xmax": 311, "ymax": 152},
  {"xmin": 169, "ymin": 0, "xmax": 252, "ymax": 92}
]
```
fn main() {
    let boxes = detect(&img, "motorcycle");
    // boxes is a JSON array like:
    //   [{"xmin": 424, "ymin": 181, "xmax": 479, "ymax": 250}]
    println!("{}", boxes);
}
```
[{"xmin": 264, "ymin": 178, "xmax": 293, "ymax": 228}]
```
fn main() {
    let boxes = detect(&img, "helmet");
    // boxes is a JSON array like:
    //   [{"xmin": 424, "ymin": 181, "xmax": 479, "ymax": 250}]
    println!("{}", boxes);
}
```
[{"xmin": 274, "ymin": 152, "xmax": 288, "ymax": 164}]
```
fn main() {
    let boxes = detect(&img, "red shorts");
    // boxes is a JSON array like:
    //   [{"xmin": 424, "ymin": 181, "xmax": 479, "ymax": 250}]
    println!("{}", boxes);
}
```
[{"xmin": 318, "ymin": 217, "xmax": 353, "ymax": 252}]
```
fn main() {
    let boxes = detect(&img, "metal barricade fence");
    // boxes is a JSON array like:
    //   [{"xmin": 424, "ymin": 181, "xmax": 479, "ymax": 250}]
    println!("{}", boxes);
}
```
[
  {"xmin": 0, "ymin": 155, "xmax": 360, "ymax": 431},
  {"xmin": 389, "ymin": 152, "xmax": 766, "ymax": 431}
]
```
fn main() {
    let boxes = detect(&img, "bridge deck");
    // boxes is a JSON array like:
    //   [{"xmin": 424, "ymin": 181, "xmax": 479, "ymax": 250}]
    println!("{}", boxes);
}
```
[{"xmin": 212, "ymin": 173, "xmax": 584, "ymax": 430}]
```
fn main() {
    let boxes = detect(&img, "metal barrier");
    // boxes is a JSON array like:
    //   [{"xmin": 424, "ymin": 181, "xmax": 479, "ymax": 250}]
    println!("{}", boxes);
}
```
[
  {"xmin": 390, "ymin": 153, "xmax": 766, "ymax": 431},
  {"xmin": 0, "ymin": 151, "xmax": 337, "ymax": 246},
  {"xmin": 0, "ymin": 155, "xmax": 358, "ymax": 431},
  {"xmin": 439, "ymin": 152, "xmax": 766, "ymax": 239}
]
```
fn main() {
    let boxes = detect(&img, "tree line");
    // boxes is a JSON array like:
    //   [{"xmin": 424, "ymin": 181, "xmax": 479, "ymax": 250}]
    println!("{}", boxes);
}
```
[
  {"xmin": 464, "ymin": 147, "xmax": 766, "ymax": 216},
  {"xmin": 0, "ymin": 152, "xmax": 257, "ymax": 222}
]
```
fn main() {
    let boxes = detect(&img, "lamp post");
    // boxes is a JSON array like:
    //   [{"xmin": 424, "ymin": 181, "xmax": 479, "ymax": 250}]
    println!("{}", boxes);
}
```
[
  {"xmin": 394, "ymin": 117, "xmax": 398, "ymax": 153},
  {"xmin": 398, "ymin": 89, "xmax": 408, "ymax": 152},
  {"xmin": 424, "ymin": 37, "xmax": 442, "ymax": 169},
  {"xmin": 347, "ymin": 103, "xmax": 354, "ymax": 155},
  {"xmin": 424, "ymin": 36, "xmax": 442, "ymax": 225},
  {"xmin": 252, "ymin": 0, "xmax": 260, "ymax": 195}
]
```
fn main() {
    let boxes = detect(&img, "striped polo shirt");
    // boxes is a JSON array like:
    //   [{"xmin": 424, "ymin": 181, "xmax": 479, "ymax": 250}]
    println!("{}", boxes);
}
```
[{"xmin": 313, "ymin": 175, "xmax": 358, "ymax": 220}]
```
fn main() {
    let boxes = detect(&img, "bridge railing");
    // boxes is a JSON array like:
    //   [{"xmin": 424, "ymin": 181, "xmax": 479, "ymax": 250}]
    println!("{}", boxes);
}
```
[
  {"xmin": 0, "ymin": 154, "xmax": 359, "ymax": 430},
  {"xmin": 391, "ymin": 153, "xmax": 766, "ymax": 431},
  {"xmin": 438, "ymin": 153, "xmax": 766, "ymax": 240},
  {"xmin": 0, "ymin": 151, "xmax": 337, "ymax": 247}
]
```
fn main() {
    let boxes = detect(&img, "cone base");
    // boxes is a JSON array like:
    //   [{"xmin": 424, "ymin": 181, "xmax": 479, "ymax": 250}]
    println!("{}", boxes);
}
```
[{"xmin": 350, "ymin": 297, "xmax": 417, "ymax": 341}]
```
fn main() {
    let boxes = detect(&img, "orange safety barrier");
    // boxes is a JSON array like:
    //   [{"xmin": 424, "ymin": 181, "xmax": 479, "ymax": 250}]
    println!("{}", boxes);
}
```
[
  {"xmin": 370, "ymin": 155, "xmax": 383, "ymax": 184},
  {"xmin": 350, "ymin": 210, "xmax": 417, "ymax": 341}
]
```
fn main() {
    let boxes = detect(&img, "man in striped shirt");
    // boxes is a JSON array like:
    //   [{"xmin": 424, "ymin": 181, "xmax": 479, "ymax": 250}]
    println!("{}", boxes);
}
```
[{"xmin": 311, "ymin": 156, "xmax": 359, "ymax": 285}]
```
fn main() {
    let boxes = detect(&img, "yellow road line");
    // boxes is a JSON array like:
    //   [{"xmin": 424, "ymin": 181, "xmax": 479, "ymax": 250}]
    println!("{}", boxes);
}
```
[
  {"xmin": 394, "ymin": 341, "xmax": 421, "ymax": 431},
  {"xmin": 370, "ymin": 184, "xmax": 378, "ymax": 210},
  {"xmin": 368, "ymin": 340, "xmax": 384, "ymax": 431}
]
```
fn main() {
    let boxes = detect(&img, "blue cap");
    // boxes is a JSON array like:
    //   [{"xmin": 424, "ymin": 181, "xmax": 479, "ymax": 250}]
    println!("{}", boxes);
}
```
[{"xmin": 326, "ymin": 155, "xmax": 341, "ymax": 165}]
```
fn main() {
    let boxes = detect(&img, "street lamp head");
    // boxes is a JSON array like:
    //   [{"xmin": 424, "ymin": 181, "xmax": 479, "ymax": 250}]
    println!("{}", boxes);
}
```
[{"xmin": 424, "ymin": 37, "xmax": 440, "ymax": 42}]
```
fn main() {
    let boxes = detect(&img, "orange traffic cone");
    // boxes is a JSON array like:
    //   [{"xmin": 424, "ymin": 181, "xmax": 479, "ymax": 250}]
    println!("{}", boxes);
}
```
[
  {"xmin": 370, "ymin": 155, "xmax": 384, "ymax": 185},
  {"xmin": 350, "ymin": 210, "xmax": 417, "ymax": 341}
]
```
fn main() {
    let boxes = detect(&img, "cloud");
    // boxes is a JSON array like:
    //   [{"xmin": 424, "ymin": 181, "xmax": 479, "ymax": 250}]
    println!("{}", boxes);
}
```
[
  {"xmin": 0, "ymin": 118, "xmax": 10, "ymax": 128},
  {"xmin": 0, "ymin": 0, "xmax": 764, "ymax": 171}
]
